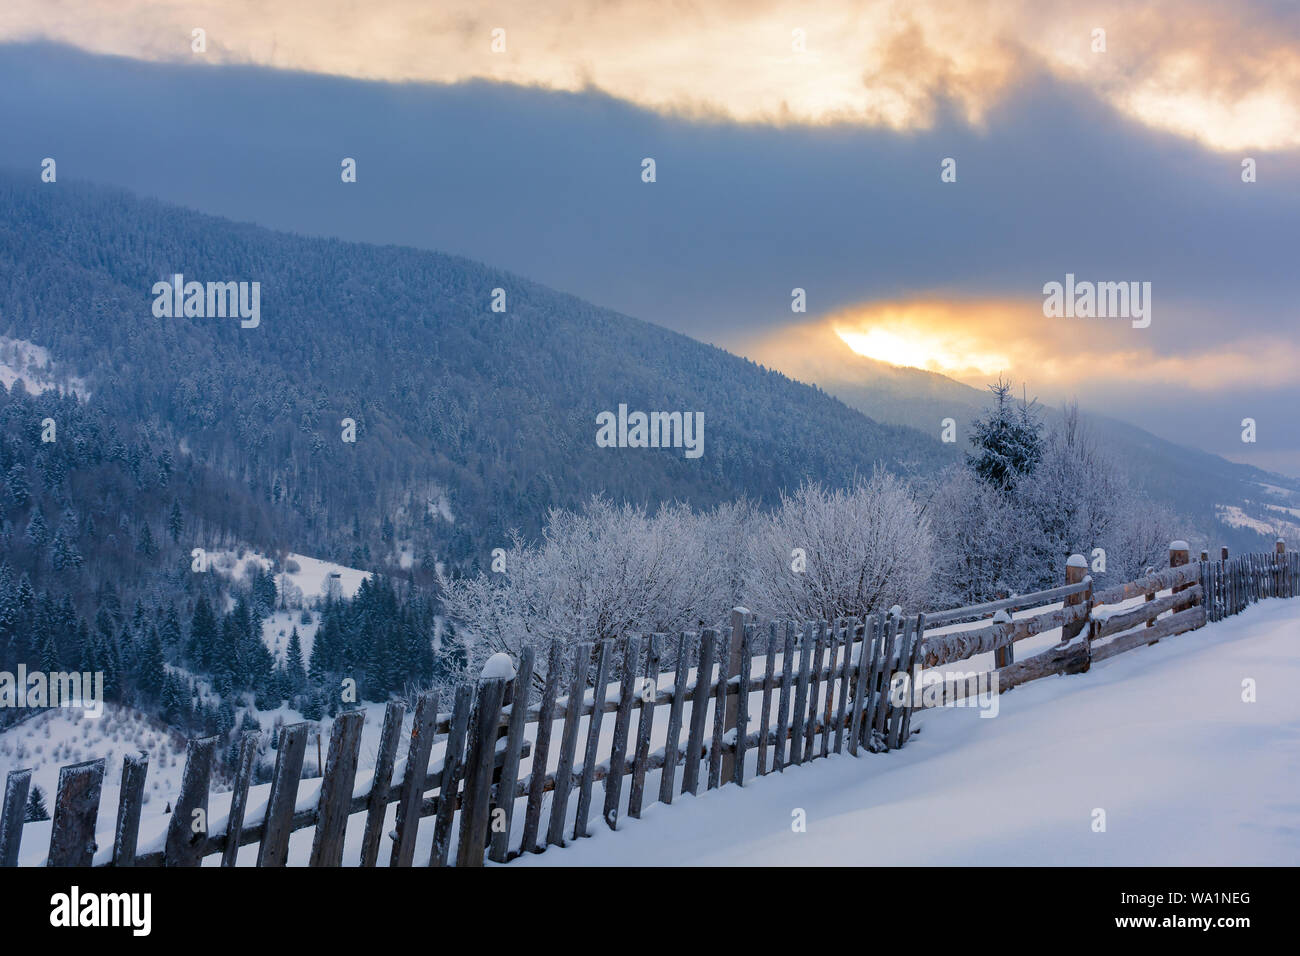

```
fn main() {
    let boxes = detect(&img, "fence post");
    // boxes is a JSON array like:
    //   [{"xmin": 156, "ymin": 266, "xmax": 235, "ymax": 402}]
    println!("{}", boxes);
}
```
[
  {"xmin": 1276, "ymin": 539, "xmax": 1286, "ymax": 598},
  {"xmin": 457, "ymin": 674, "xmax": 509, "ymax": 867},
  {"xmin": 1170, "ymin": 541, "xmax": 1191, "ymax": 591},
  {"xmin": 0, "ymin": 768, "xmax": 32, "ymax": 867},
  {"xmin": 720, "ymin": 607, "xmax": 748, "ymax": 785},
  {"xmin": 1062, "ymin": 554, "xmax": 1088, "ymax": 642},
  {"xmin": 47, "ymin": 758, "xmax": 106, "ymax": 866}
]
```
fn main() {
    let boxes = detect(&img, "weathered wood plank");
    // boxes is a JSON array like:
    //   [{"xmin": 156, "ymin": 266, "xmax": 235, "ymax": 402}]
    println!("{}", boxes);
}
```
[
  {"xmin": 1092, "ymin": 606, "xmax": 1207, "ymax": 663},
  {"xmin": 489, "ymin": 645, "xmax": 535, "ymax": 863},
  {"xmin": 164, "ymin": 736, "xmax": 217, "ymax": 867},
  {"xmin": 1095, "ymin": 585, "xmax": 1202, "ymax": 639},
  {"xmin": 789, "ymin": 623, "xmax": 815, "ymax": 765},
  {"xmin": 920, "ymin": 601, "xmax": 1090, "ymax": 668},
  {"xmin": 626, "ymin": 635, "xmax": 657, "ymax": 821},
  {"xmin": 358, "ymin": 700, "xmax": 404, "ymax": 867},
  {"xmin": 390, "ymin": 691, "xmax": 439, "ymax": 868},
  {"xmin": 428, "ymin": 684, "xmax": 470, "ymax": 867},
  {"xmin": 457, "ymin": 678, "xmax": 509, "ymax": 867},
  {"xmin": 848, "ymin": 616, "xmax": 878, "ymax": 756},
  {"xmin": 257, "ymin": 723, "xmax": 308, "ymax": 868},
  {"xmin": 887, "ymin": 617, "xmax": 915, "ymax": 750},
  {"xmin": 833, "ymin": 621, "xmax": 855, "ymax": 753},
  {"xmin": 682, "ymin": 630, "xmax": 715, "ymax": 795},
  {"xmin": 574, "ymin": 640, "xmax": 613, "ymax": 839},
  {"xmin": 773, "ymin": 622, "xmax": 795, "ymax": 771},
  {"xmin": 522, "ymin": 640, "xmax": 564, "ymax": 853},
  {"xmin": 221, "ymin": 730, "xmax": 260, "ymax": 868},
  {"xmin": 111, "ymin": 751, "xmax": 148, "ymax": 867},
  {"xmin": 900, "ymin": 614, "xmax": 926, "ymax": 744},
  {"xmin": 804, "ymin": 622, "xmax": 827, "ymax": 759},
  {"xmin": 733, "ymin": 624, "xmax": 752, "ymax": 785},
  {"xmin": 547, "ymin": 642, "xmax": 592, "ymax": 847},
  {"xmin": 658, "ymin": 633, "xmax": 690, "ymax": 804},
  {"xmin": 757, "ymin": 622, "xmax": 779, "ymax": 775},
  {"xmin": 923, "ymin": 579, "xmax": 1092, "ymax": 627},
  {"xmin": 309, "ymin": 710, "xmax": 365, "ymax": 867},
  {"xmin": 0, "ymin": 768, "xmax": 32, "ymax": 867},
  {"xmin": 48, "ymin": 758, "xmax": 106, "ymax": 867},
  {"xmin": 869, "ymin": 615, "xmax": 899, "ymax": 750},
  {"xmin": 708, "ymin": 629, "xmax": 732, "ymax": 789},
  {"xmin": 1093, "ymin": 562, "xmax": 1203, "ymax": 606},
  {"xmin": 822, "ymin": 623, "xmax": 844, "ymax": 757}
]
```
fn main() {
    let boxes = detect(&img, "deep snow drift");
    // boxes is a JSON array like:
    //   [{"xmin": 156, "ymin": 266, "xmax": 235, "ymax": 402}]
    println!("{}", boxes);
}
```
[{"xmin": 520, "ymin": 599, "xmax": 1300, "ymax": 866}]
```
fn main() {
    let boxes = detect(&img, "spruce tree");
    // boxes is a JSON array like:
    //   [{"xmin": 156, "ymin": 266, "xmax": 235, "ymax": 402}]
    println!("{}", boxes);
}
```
[
  {"xmin": 286, "ymin": 627, "xmax": 307, "ymax": 690},
  {"xmin": 167, "ymin": 500, "xmax": 184, "ymax": 543},
  {"xmin": 967, "ymin": 377, "xmax": 1043, "ymax": 492},
  {"xmin": 25, "ymin": 786, "xmax": 49, "ymax": 823}
]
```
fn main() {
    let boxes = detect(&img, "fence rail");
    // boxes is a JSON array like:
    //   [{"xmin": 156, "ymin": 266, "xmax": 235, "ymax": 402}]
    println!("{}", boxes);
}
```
[{"xmin": 2, "ymin": 542, "xmax": 1296, "ymax": 867}]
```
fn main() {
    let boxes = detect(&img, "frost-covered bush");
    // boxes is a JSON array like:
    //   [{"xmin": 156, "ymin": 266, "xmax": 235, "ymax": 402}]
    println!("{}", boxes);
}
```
[{"xmin": 744, "ymin": 473, "xmax": 932, "ymax": 622}]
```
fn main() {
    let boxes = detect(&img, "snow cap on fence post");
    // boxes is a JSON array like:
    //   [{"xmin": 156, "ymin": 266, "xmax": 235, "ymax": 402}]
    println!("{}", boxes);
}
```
[
  {"xmin": 480, "ymin": 652, "xmax": 516, "ymax": 681},
  {"xmin": 1277, "ymin": 538, "xmax": 1287, "ymax": 555},
  {"xmin": 1062, "ymin": 554, "xmax": 1088, "ymax": 641},
  {"xmin": 888, "ymin": 604, "xmax": 902, "ymax": 618},
  {"xmin": 1169, "ymin": 541, "xmax": 1190, "ymax": 566}
]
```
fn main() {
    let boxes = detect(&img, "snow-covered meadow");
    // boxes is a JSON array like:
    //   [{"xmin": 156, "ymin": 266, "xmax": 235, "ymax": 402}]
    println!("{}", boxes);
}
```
[{"xmin": 517, "ymin": 598, "xmax": 1300, "ymax": 866}]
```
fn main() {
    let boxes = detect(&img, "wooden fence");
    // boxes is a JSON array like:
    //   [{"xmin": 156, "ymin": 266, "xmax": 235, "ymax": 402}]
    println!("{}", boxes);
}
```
[{"xmin": 2, "ymin": 542, "xmax": 1296, "ymax": 867}]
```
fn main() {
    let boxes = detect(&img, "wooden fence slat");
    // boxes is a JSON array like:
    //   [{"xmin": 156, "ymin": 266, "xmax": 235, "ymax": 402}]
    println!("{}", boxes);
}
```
[
  {"xmin": 574, "ymin": 640, "xmax": 613, "ymax": 839},
  {"xmin": 547, "ymin": 642, "xmax": 592, "ymax": 847},
  {"xmin": 48, "ymin": 758, "xmax": 106, "ymax": 867},
  {"xmin": 887, "ymin": 617, "xmax": 915, "ymax": 750},
  {"xmin": 0, "ymin": 768, "xmax": 32, "ymax": 867},
  {"xmin": 111, "ymin": 751, "xmax": 148, "ymax": 867},
  {"xmin": 683, "ymin": 630, "xmax": 715, "ymax": 796},
  {"xmin": 900, "ymin": 614, "xmax": 926, "ymax": 745},
  {"xmin": 806, "ymin": 624, "xmax": 826, "ymax": 759},
  {"xmin": 821, "ymin": 623, "xmax": 841, "ymax": 757},
  {"xmin": 621, "ymin": 634, "xmax": 655, "ymax": 822},
  {"xmin": 522, "ymin": 640, "xmax": 564, "ymax": 853},
  {"xmin": 658, "ymin": 633, "xmax": 691, "ymax": 804},
  {"xmin": 833, "ymin": 621, "xmax": 854, "ymax": 753},
  {"xmin": 805, "ymin": 622, "xmax": 827, "ymax": 760},
  {"xmin": 757, "ymin": 622, "xmax": 778, "ymax": 775},
  {"xmin": 429, "ymin": 684, "xmax": 471, "ymax": 867},
  {"xmin": 221, "ymin": 730, "xmax": 260, "ymax": 867},
  {"xmin": 732, "ymin": 624, "xmax": 752, "ymax": 785},
  {"xmin": 869, "ymin": 615, "xmax": 899, "ymax": 749},
  {"xmin": 848, "ymin": 616, "xmax": 878, "ymax": 756},
  {"xmin": 862, "ymin": 613, "xmax": 888, "ymax": 749},
  {"xmin": 358, "ymin": 700, "xmax": 404, "ymax": 867},
  {"xmin": 309, "ymin": 710, "xmax": 365, "ymax": 867},
  {"xmin": 257, "ymin": 723, "xmax": 308, "ymax": 868},
  {"xmin": 773, "ymin": 622, "xmax": 795, "ymax": 771},
  {"xmin": 457, "ymin": 678, "xmax": 509, "ymax": 867},
  {"xmin": 708, "ymin": 628, "xmax": 731, "ymax": 790},
  {"xmin": 489, "ymin": 644, "xmax": 535, "ymax": 863},
  {"xmin": 164, "ymin": 735, "xmax": 217, "ymax": 867},
  {"xmin": 605, "ymin": 635, "xmax": 642, "ymax": 827},
  {"xmin": 390, "ymin": 691, "xmax": 439, "ymax": 867},
  {"xmin": 789, "ymin": 622, "xmax": 815, "ymax": 765}
]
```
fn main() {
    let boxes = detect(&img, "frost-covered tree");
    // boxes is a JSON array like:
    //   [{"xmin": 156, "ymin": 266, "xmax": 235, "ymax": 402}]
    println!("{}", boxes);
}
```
[
  {"xmin": 744, "ymin": 472, "xmax": 932, "ymax": 622},
  {"xmin": 967, "ymin": 377, "xmax": 1043, "ymax": 491},
  {"xmin": 439, "ymin": 496, "xmax": 737, "ymax": 674}
]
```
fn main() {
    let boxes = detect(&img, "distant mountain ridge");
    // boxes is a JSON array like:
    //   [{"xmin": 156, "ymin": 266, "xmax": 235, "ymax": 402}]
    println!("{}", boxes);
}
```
[
  {"xmin": 0, "ymin": 170, "xmax": 954, "ymax": 579},
  {"xmin": 745, "ymin": 325, "xmax": 1300, "ymax": 552}
]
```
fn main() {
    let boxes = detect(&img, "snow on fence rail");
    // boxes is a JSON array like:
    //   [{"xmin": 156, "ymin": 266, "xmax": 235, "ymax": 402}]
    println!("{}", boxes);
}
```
[{"xmin": 2, "ymin": 543, "xmax": 1296, "ymax": 868}]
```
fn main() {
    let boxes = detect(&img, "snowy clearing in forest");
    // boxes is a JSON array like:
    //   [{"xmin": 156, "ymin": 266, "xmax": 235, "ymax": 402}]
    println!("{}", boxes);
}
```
[{"xmin": 518, "ymin": 599, "xmax": 1300, "ymax": 866}]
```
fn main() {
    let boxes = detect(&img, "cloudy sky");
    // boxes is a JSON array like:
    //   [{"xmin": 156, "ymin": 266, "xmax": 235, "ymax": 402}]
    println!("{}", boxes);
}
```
[{"xmin": 1, "ymin": 1, "xmax": 1297, "ymax": 471}]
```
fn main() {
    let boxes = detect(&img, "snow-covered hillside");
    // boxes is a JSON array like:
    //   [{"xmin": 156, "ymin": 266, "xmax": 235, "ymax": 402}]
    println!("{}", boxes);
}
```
[
  {"xmin": 0, "ymin": 336, "xmax": 89, "ymax": 399},
  {"xmin": 208, "ymin": 549, "xmax": 370, "ymax": 607},
  {"xmin": 518, "ymin": 599, "xmax": 1300, "ymax": 867}
]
